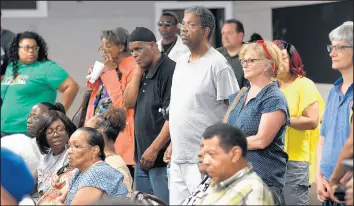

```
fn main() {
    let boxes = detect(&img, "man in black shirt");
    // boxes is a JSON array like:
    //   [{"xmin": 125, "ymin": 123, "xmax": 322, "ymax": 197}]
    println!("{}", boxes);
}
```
[
  {"xmin": 123, "ymin": 27, "xmax": 175, "ymax": 204},
  {"xmin": 217, "ymin": 19, "xmax": 248, "ymax": 88}
]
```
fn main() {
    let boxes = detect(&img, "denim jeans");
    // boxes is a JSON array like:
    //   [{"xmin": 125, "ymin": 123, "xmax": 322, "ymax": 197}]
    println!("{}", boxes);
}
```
[
  {"xmin": 268, "ymin": 185, "xmax": 285, "ymax": 206},
  {"xmin": 134, "ymin": 163, "xmax": 169, "ymax": 204},
  {"xmin": 283, "ymin": 161, "xmax": 310, "ymax": 205}
]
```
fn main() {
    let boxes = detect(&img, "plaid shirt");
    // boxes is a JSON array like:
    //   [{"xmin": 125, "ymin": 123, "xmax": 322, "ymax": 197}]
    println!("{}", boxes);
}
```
[{"xmin": 195, "ymin": 165, "xmax": 274, "ymax": 205}]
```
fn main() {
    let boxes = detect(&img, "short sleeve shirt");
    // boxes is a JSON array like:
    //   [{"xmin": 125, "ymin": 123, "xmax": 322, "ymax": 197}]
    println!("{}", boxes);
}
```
[
  {"xmin": 280, "ymin": 77, "xmax": 323, "ymax": 161},
  {"xmin": 134, "ymin": 54, "xmax": 175, "ymax": 168},
  {"xmin": 37, "ymin": 150, "xmax": 69, "ymax": 194},
  {"xmin": 66, "ymin": 161, "xmax": 128, "ymax": 205},
  {"xmin": 226, "ymin": 82, "xmax": 289, "ymax": 187},
  {"xmin": 169, "ymin": 47, "xmax": 239, "ymax": 163},
  {"xmin": 320, "ymin": 77, "xmax": 353, "ymax": 180},
  {"xmin": 1, "ymin": 61, "xmax": 69, "ymax": 133}
]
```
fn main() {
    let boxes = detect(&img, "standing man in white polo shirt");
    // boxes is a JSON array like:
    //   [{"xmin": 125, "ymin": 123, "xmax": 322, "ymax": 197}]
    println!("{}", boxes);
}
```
[
  {"xmin": 166, "ymin": 5, "xmax": 239, "ymax": 205},
  {"xmin": 157, "ymin": 11, "xmax": 189, "ymax": 62}
]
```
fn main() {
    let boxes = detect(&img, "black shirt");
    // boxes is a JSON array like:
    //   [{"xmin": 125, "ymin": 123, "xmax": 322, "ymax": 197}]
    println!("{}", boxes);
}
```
[
  {"xmin": 161, "ymin": 39, "xmax": 177, "ymax": 56},
  {"xmin": 134, "ymin": 54, "xmax": 175, "ymax": 168},
  {"xmin": 216, "ymin": 47, "xmax": 249, "ymax": 88}
]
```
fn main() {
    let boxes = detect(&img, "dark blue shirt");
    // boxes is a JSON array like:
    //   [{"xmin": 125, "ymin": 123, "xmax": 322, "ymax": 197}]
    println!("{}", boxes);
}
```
[
  {"xmin": 226, "ymin": 82, "xmax": 289, "ymax": 187},
  {"xmin": 320, "ymin": 77, "xmax": 353, "ymax": 180}
]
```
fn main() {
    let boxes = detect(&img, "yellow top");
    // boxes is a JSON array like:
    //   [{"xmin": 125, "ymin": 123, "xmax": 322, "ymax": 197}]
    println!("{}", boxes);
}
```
[{"xmin": 280, "ymin": 77, "xmax": 325, "ymax": 162}]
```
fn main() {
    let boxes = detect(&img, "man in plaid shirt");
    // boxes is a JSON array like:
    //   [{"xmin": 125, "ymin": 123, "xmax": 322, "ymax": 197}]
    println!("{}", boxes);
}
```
[{"xmin": 195, "ymin": 123, "xmax": 274, "ymax": 205}]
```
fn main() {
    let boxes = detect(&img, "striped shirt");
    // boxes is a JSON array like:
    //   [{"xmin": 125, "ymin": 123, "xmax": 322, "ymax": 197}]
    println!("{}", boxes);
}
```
[{"xmin": 195, "ymin": 166, "xmax": 274, "ymax": 205}]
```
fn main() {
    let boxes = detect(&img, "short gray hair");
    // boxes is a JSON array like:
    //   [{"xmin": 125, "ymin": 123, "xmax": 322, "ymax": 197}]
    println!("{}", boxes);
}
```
[
  {"xmin": 329, "ymin": 21, "xmax": 353, "ymax": 46},
  {"xmin": 184, "ymin": 6, "xmax": 215, "ymax": 40},
  {"xmin": 100, "ymin": 27, "xmax": 130, "ymax": 52}
]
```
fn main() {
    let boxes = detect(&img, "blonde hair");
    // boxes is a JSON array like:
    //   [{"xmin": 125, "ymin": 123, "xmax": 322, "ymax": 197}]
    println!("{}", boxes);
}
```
[{"xmin": 240, "ymin": 40, "xmax": 284, "ymax": 77}]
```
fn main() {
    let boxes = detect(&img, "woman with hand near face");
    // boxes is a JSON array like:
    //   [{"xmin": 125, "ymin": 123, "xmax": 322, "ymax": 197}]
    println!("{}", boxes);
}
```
[{"xmin": 86, "ymin": 28, "xmax": 136, "ymax": 178}]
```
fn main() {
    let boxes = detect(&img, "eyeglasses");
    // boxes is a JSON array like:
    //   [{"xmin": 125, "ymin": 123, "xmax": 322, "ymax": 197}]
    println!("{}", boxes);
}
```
[
  {"xmin": 45, "ymin": 126, "xmax": 66, "ymax": 136},
  {"xmin": 240, "ymin": 58, "xmax": 261, "ymax": 65},
  {"xmin": 19, "ymin": 45, "xmax": 40, "ymax": 52},
  {"xmin": 157, "ymin": 21, "xmax": 175, "ymax": 27},
  {"xmin": 177, "ymin": 23, "xmax": 203, "ymax": 31},
  {"xmin": 327, "ymin": 45, "xmax": 353, "ymax": 53},
  {"xmin": 65, "ymin": 144, "xmax": 93, "ymax": 150}
]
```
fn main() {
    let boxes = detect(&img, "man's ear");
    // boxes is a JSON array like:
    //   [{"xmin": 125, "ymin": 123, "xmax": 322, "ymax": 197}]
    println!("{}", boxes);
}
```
[
  {"xmin": 202, "ymin": 27, "xmax": 211, "ymax": 39},
  {"xmin": 230, "ymin": 146, "xmax": 242, "ymax": 163}
]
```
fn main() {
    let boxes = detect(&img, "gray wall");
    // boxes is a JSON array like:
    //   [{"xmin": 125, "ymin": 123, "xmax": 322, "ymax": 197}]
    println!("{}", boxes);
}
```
[{"xmin": 1, "ymin": 1, "xmax": 334, "ymax": 117}]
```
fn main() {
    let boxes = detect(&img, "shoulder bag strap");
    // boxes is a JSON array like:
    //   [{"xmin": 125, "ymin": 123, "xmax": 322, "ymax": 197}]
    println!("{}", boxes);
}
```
[{"xmin": 223, "ymin": 87, "xmax": 248, "ymax": 123}]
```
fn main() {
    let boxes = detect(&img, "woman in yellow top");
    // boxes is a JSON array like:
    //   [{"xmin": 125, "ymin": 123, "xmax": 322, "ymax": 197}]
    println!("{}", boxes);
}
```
[{"xmin": 273, "ymin": 40, "xmax": 325, "ymax": 205}]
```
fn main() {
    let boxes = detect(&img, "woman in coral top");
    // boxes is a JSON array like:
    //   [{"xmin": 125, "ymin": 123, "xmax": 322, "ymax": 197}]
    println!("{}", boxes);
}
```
[
  {"xmin": 86, "ymin": 27, "xmax": 136, "ymax": 178},
  {"xmin": 274, "ymin": 40, "xmax": 325, "ymax": 205}
]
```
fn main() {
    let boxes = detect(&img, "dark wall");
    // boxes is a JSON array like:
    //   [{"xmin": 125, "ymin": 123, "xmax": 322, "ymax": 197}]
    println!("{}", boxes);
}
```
[
  {"xmin": 1, "ymin": 1, "xmax": 37, "ymax": 10},
  {"xmin": 272, "ymin": 1, "xmax": 353, "ymax": 84}
]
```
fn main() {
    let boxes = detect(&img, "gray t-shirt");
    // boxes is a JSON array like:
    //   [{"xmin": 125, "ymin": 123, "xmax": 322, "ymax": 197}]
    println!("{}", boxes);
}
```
[
  {"xmin": 169, "ymin": 47, "xmax": 239, "ymax": 163},
  {"xmin": 37, "ymin": 149, "xmax": 69, "ymax": 194}
]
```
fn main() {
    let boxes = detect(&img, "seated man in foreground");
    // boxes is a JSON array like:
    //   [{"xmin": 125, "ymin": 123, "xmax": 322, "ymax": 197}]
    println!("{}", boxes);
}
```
[{"xmin": 196, "ymin": 123, "xmax": 274, "ymax": 205}]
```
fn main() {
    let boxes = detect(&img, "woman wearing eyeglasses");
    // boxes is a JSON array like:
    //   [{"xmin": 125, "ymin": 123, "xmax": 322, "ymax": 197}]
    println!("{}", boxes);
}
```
[
  {"xmin": 1, "ymin": 31, "xmax": 79, "ymax": 137},
  {"xmin": 273, "ymin": 40, "xmax": 325, "ymax": 205},
  {"xmin": 60, "ymin": 127, "xmax": 128, "ymax": 205},
  {"xmin": 1, "ymin": 102, "xmax": 65, "ymax": 177},
  {"xmin": 224, "ymin": 40, "xmax": 289, "ymax": 205},
  {"xmin": 86, "ymin": 28, "xmax": 136, "ymax": 178},
  {"xmin": 35, "ymin": 110, "xmax": 76, "ymax": 198},
  {"xmin": 317, "ymin": 21, "xmax": 353, "ymax": 205}
]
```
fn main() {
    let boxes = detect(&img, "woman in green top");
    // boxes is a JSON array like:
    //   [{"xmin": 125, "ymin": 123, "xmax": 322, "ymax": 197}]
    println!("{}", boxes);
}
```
[{"xmin": 1, "ymin": 31, "xmax": 79, "ymax": 137}]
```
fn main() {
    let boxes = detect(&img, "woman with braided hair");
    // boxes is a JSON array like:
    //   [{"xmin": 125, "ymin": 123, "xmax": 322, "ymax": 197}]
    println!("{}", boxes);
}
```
[{"xmin": 1, "ymin": 31, "xmax": 79, "ymax": 136}]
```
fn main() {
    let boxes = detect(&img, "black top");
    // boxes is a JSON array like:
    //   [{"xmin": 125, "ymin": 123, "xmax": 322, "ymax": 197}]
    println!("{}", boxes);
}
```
[
  {"xmin": 161, "ymin": 39, "xmax": 177, "ymax": 56},
  {"xmin": 216, "ymin": 47, "xmax": 249, "ymax": 88},
  {"xmin": 134, "ymin": 54, "xmax": 175, "ymax": 168}
]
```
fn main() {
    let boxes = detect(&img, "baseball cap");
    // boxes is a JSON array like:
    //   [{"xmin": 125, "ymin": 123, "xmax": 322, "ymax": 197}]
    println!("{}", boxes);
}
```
[{"xmin": 1, "ymin": 147, "xmax": 35, "ymax": 203}]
